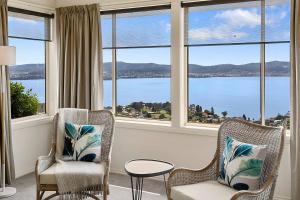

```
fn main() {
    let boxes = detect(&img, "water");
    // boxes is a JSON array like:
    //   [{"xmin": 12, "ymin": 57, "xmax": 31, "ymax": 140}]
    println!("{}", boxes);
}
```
[
  {"xmin": 12, "ymin": 77, "xmax": 290, "ymax": 120},
  {"xmin": 104, "ymin": 77, "xmax": 290, "ymax": 120}
]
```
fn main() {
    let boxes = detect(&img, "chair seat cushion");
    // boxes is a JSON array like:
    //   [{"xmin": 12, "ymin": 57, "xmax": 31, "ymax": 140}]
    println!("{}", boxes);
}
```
[
  {"xmin": 171, "ymin": 181, "xmax": 237, "ymax": 200},
  {"xmin": 40, "ymin": 161, "xmax": 106, "ymax": 185}
]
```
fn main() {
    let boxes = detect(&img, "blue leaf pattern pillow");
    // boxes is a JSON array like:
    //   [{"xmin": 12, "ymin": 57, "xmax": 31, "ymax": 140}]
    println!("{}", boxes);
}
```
[
  {"xmin": 63, "ymin": 122, "xmax": 104, "ymax": 162},
  {"xmin": 218, "ymin": 136, "xmax": 267, "ymax": 191}
]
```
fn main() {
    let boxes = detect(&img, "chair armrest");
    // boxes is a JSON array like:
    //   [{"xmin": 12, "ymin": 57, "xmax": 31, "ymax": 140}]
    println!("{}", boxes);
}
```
[
  {"xmin": 35, "ymin": 147, "xmax": 55, "ymax": 175},
  {"xmin": 167, "ymin": 155, "xmax": 218, "ymax": 198},
  {"xmin": 231, "ymin": 176, "xmax": 275, "ymax": 200}
]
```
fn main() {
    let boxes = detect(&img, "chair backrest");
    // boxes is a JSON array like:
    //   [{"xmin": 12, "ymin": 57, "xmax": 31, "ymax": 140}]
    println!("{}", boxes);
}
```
[
  {"xmin": 88, "ymin": 110, "xmax": 115, "ymax": 163},
  {"xmin": 53, "ymin": 110, "xmax": 115, "ymax": 163},
  {"xmin": 217, "ymin": 119, "xmax": 285, "ymax": 186}
]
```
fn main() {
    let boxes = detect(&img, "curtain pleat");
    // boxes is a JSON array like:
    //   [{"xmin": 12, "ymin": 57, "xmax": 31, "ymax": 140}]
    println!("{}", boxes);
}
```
[
  {"xmin": 291, "ymin": 0, "xmax": 300, "ymax": 199},
  {"xmin": 56, "ymin": 4, "xmax": 103, "ymax": 110},
  {"xmin": 0, "ymin": 0, "xmax": 15, "ymax": 185}
]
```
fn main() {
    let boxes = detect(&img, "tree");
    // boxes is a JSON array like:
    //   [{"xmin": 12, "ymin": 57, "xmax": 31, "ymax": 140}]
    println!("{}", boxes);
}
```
[
  {"xmin": 210, "ymin": 107, "xmax": 214, "ymax": 115},
  {"xmin": 221, "ymin": 111, "xmax": 228, "ymax": 118},
  {"xmin": 10, "ymin": 82, "xmax": 39, "ymax": 119},
  {"xmin": 242, "ymin": 114, "xmax": 247, "ymax": 120},
  {"xmin": 196, "ymin": 105, "xmax": 202, "ymax": 113},
  {"xmin": 117, "ymin": 105, "xmax": 123, "ymax": 113},
  {"xmin": 159, "ymin": 113, "xmax": 165, "ymax": 119}
]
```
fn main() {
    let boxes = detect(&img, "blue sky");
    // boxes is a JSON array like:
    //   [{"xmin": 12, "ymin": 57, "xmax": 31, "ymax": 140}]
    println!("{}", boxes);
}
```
[{"xmin": 8, "ymin": 0, "xmax": 290, "ymax": 66}]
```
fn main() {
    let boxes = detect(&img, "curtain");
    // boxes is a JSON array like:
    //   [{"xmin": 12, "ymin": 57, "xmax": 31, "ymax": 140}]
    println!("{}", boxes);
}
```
[
  {"xmin": 291, "ymin": 0, "xmax": 300, "ymax": 199},
  {"xmin": 0, "ymin": 0, "xmax": 15, "ymax": 184},
  {"xmin": 56, "ymin": 4, "xmax": 103, "ymax": 110}
]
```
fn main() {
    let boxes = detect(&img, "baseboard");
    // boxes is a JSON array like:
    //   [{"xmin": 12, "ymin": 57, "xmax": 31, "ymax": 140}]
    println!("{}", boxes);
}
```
[
  {"xmin": 274, "ymin": 195, "xmax": 291, "ymax": 200},
  {"xmin": 15, "ymin": 166, "xmax": 35, "ymax": 179}
]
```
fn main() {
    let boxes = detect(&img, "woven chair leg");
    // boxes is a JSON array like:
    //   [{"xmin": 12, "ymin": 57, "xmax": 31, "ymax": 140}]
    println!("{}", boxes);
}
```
[
  {"xmin": 107, "ymin": 184, "xmax": 110, "ymax": 195},
  {"xmin": 36, "ymin": 188, "xmax": 41, "ymax": 200},
  {"xmin": 103, "ymin": 190, "xmax": 108, "ymax": 200}
]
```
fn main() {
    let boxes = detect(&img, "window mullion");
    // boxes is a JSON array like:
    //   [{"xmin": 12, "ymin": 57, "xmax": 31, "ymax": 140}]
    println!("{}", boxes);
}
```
[
  {"xmin": 112, "ymin": 14, "xmax": 117, "ymax": 114},
  {"xmin": 260, "ymin": 0, "xmax": 266, "ymax": 125},
  {"xmin": 171, "ymin": 1, "xmax": 185, "ymax": 127}
]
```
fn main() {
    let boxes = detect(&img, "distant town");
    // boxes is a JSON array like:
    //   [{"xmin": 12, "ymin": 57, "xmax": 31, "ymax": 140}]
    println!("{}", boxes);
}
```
[{"xmin": 107, "ymin": 101, "xmax": 290, "ymax": 128}]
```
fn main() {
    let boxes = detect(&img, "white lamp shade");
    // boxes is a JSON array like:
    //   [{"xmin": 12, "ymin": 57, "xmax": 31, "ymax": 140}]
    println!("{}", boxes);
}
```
[{"xmin": 0, "ymin": 46, "xmax": 16, "ymax": 65}]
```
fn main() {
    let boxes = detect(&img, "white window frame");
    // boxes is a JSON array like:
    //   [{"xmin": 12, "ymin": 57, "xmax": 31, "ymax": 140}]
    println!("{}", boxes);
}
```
[
  {"xmin": 7, "ymin": 2, "xmax": 55, "ymax": 121},
  {"xmin": 100, "ymin": 0, "xmax": 291, "ymax": 131}
]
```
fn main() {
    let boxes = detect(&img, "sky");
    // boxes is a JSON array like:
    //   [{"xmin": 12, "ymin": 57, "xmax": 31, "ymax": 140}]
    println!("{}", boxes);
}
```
[
  {"xmin": 102, "ymin": 0, "xmax": 291, "ymax": 66},
  {"xmin": 8, "ymin": 0, "xmax": 290, "ymax": 66}
]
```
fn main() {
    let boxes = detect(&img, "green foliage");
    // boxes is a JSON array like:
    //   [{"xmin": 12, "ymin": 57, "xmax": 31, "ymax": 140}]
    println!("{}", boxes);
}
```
[
  {"xmin": 222, "ymin": 111, "xmax": 228, "ymax": 117},
  {"xmin": 10, "ymin": 82, "xmax": 39, "ymax": 119},
  {"xmin": 159, "ymin": 113, "xmax": 165, "ymax": 119}
]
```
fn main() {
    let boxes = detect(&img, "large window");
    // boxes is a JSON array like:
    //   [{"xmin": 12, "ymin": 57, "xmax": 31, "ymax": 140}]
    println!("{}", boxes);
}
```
[
  {"xmin": 101, "ymin": 7, "xmax": 171, "ymax": 121},
  {"xmin": 185, "ymin": 0, "xmax": 290, "ymax": 127},
  {"xmin": 8, "ymin": 8, "xmax": 53, "ymax": 119}
]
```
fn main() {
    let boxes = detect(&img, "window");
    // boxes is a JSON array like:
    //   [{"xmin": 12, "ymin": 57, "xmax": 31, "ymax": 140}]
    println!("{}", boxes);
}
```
[
  {"xmin": 101, "ymin": 7, "xmax": 171, "ymax": 121},
  {"xmin": 8, "ymin": 8, "xmax": 53, "ymax": 119},
  {"xmin": 184, "ymin": 0, "xmax": 290, "ymax": 127}
]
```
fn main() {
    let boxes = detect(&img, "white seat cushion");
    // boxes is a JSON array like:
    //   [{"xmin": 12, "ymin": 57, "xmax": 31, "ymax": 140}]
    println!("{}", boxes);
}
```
[
  {"xmin": 40, "ymin": 161, "xmax": 106, "ymax": 185},
  {"xmin": 171, "ymin": 181, "xmax": 237, "ymax": 200}
]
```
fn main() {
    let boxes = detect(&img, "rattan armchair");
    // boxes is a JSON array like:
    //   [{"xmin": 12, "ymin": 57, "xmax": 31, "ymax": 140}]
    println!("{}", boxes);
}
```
[
  {"xmin": 35, "ymin": 110, "xmax": 115, "ymax": 200},
  {"xmin": 167, "ymin": 119, "xmax": 285, "ymax": 200}
]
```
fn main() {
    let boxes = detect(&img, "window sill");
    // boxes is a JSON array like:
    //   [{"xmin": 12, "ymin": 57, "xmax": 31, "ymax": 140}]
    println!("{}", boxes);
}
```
[
  {"xmin": 115, "ymin": 117, "xmax": 218, "ymax": 137},
  {"xmin": 12, "ymin": 114, "xmax": 53, "ymax": 131},
  {"xmin": 115, "ymin": 117, "xmax": 291, "ymax": 142}
]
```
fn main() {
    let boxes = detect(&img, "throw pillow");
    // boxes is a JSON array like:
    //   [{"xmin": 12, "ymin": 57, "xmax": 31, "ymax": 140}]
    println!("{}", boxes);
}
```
[
  {"xmin": 218, "ymin": 136, "xmax": 267, "ymax": 191},
  {"xmin": 63, "ymin": 122, "xmax": 104, "ymax": 162}
]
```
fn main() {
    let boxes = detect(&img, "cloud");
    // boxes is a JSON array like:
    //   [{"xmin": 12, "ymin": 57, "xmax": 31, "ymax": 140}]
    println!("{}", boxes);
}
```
[
  {"xmin": 266, "ymin": 10, "xmax": 287, "ymax": 26},
  {"xmin": 189, "ymin": 9, "xmax": 260, "ymax": 42},
  {"xmin": 279, "ymin": 11, "xmax": 287, "ymax": 19},
  {"xmin": 215, "ymin": 9, "xmax": 260, "ymax": 28},
  {"xmin": 189, "ymin": 25, "xmax": 248, "ymax": 41}
]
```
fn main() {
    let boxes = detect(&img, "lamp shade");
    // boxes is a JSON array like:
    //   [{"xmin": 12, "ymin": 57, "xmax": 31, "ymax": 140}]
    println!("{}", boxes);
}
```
[{"xmin": 0, "ymin": 46, "xmax": 16, "ymax": 65}]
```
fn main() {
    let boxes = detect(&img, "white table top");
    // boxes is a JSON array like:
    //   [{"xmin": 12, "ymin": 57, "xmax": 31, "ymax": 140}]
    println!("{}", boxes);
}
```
[{"xmin": 125, "ymin": 159, "xmax": 174, "ymax": 178}]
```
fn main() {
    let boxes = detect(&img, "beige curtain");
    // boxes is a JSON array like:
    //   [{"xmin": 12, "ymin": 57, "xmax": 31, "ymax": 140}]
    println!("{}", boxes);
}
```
[
  {"xmin": 0, "ymin": 0, "xmax": 15, "ymax": 184},
  {"xmin": 291, "ymin": 0, "xmax": 300, "ymax": 199},
  {"xmin": 56, "ymin": 4, "xmax": 103, "ymax": 110}
]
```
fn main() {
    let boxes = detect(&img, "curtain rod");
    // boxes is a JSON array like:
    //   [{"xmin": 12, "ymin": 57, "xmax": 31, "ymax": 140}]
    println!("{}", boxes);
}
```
[
  {"xmin": 8, "ymin": 6, "xmax": 55, "ymax": 19},
  {"xmin": 100, "ymin": 4, "xmax": 171, "ymax": 15}
]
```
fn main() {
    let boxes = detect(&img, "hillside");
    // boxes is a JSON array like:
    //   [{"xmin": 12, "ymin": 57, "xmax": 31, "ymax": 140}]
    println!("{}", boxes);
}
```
[
  {"xmin": 10, "ymin": 61, "xmax": 290, "ymax": 80},
  {"xmin": 10, "ymin": 64, "xmax": 45, "ymax": 80}
]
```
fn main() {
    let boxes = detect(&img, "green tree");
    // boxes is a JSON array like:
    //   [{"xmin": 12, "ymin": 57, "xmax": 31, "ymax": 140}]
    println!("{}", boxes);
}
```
[
  {"xmin": 159, "ymin": 113, "xmax": 165, "ymax": 119},
  {"xmin": 221, "ymin": 111, "xmax": 228, "ymax": 118},
  {"xmin": 211, "ymin": 107, "xmax": 214, "ymax": 115},
  {"xmin": 196, "ymin": 105, "xmax": 202, "ymax": 113},
  {"xmin": 242, "ymin": 114, "xmax": 247, "ymax": 120},
  {"xmin": 10, "ymin": 82, "xmax": 39, "ymax": 119}
]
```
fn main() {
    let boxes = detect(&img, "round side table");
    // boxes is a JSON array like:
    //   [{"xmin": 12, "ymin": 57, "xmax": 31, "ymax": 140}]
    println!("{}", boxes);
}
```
[{"xmin": 125, "ymin": 159, "xmax": 174, "ymax": 200}]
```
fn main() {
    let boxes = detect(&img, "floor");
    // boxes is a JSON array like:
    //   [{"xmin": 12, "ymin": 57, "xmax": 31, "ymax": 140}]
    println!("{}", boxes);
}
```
[{"xmin": 7, "ymin": 173, "xmax": 166, "ymax": 200}]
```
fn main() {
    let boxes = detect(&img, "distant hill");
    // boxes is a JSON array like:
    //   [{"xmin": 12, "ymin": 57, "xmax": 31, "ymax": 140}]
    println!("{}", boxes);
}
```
[
  {"xmin": 10, "ymin": 64, "xmax": 45, "ymax": 80},
  {"xmin": 104, "ymin": 61, "xmax": 290, "ymax": 79},
  {"xmin": 10, "ymin": 61, "xmax": 290, "ymax": 80}
]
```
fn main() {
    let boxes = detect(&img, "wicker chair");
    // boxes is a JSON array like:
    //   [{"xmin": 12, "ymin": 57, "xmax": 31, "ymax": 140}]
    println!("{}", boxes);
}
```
[
  {"xmin": 167, "ymin": 119, "xmax": 285, "ymax": 200},
  {"xmin": 35, "ymin": 110, "xmax": 115, "ymax": 200}
]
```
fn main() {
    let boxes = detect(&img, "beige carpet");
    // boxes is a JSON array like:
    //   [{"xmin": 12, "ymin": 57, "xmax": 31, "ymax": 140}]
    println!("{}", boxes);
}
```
[{"xmin": 7, "ymin": 173, "xmax": 166, "ymax": 200}]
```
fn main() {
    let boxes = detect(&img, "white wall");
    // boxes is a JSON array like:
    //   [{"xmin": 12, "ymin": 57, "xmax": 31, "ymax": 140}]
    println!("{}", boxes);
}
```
[
  {"xmin": 11, "ymin": 117, "xmax": 52, "ymax": 178},
  {"xmin": 111, "ymin": 123, "xmax": 291, "ymax": 200}
]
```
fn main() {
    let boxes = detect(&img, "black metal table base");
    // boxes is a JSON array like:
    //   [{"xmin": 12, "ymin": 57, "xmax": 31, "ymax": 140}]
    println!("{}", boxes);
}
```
[
  {"xmin": 130, "ymin": 177, "xmax": 144, "ymax": 200},
  {"xmin": 129, "ymin": 174, "xmax": 168, "ymax": 200}
]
